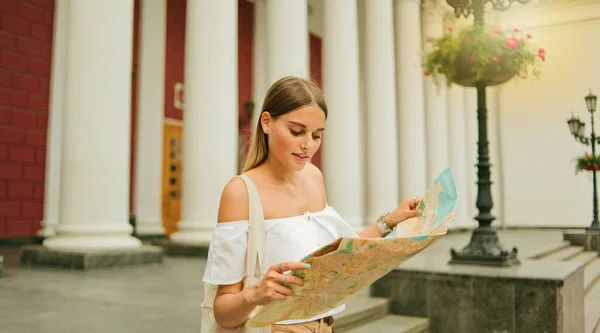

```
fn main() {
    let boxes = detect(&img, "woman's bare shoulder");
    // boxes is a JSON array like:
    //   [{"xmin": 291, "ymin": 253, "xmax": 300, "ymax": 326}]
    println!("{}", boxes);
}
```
[{"xmin": 217, "ymin": 176, "xmax": 249, "ymax": 223}]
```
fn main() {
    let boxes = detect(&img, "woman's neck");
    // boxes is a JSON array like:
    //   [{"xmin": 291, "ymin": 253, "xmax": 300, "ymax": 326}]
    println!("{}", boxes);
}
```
[{"xmin": 261, "ymin": 156, "xmax": 299, "ymax": 185}]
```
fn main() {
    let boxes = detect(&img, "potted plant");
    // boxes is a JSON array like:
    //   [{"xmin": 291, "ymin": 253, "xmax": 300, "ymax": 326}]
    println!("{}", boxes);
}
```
[
  {"xmin": 423, "ymin": 25, "xmax": 545, "ymax": 87},
  {"xmin": 575, "ymin": 153, "xmax": 600, "ymax": 174}
]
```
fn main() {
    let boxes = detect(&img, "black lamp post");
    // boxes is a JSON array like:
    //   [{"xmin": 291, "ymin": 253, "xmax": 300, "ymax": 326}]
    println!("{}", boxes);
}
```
[
  {"xmin": 567, "ymin": 90, "xmax": 600, "ymax": 232},
  {"xmin": 446, "ymin": 0, "xmax": 530, "ymax": 266}
]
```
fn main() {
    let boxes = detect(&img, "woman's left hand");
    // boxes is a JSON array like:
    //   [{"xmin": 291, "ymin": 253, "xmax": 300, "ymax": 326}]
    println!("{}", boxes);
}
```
[{"xmin": 384, "ymin": 197, "xmax": 423, "ymax": 228}]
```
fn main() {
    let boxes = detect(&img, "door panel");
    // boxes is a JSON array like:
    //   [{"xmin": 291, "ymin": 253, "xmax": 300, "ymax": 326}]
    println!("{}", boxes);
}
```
[{"xmin": 162, "ymin": 121, "xmax": 182, "ymax": 236}]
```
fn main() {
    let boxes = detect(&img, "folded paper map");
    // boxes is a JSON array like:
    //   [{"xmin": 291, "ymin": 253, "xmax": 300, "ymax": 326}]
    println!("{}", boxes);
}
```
[{"xmin": 246, "ymin": 167, "xmax": 458, "ymax": 327}]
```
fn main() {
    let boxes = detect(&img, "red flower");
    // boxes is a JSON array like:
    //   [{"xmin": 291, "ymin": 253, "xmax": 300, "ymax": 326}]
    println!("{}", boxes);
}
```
[
  {"xmin": 538, "ymin": 48, "xmax": 546, "ymax": 61},
  {"xmin": 513, "ymin": 28, "xmax": 520, "ymax": 33},
  {"xmin": 527, "ymin": 33, "xmax": 533, "ymax": 39},
  {"xmin": 448, "ymin": 27, "xmax": 453, "ymax": 32},
  {"xmin": 492, "ymin": 56, "xmax": 499, "ymax": 63},
  {"xmin": 424, "ymin": 71, "xmax": 430, "ymax": 76},
  {"xmin": 470, "ymin": 56, "xmax": 476, "ymax": 62},
  {"xmin": 462, "ymin": 35, "xmax": 468, "ymax": 40},
  {"xmin": 506, "ymin": 37, "xmax": 519, "ymax": 49},
  {"xmin": 491, "ymin": 29, "xmax": 501, "ymax": 34}
]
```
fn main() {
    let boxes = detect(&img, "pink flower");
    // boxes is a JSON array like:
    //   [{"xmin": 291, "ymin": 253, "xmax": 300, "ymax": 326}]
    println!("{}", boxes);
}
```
[
  {"xmin": 538, "ymin": 48, "xmax": 546, "ymax": 61},
  {"xmin": 506, "ymin": 37, "xmax": 519, "ymax": 49},
  {"xmin": 527, "ymin": 33, "xmax": 533, "ymax": 39},
  {"xmin": 470, "ymin": 56, "xmax": 476, "ymax": 62},
  {"xmin": 424, "ymin": 71, "xmax": 430, "ymax": 76},
  {"xmin": 513, "ymin": 28, "xmax": 520, "ymax": 33},
  {"xmin": 491, "ymin": 29, "xmax": 501, "ymax": 34},
  {"xmin": 462, "ymin": 35, "xmax": 468, "ymax": 40},
  {"xmin": 493, "ymin": 56, "xmax": 499, "ymax": 63},
  {"xmin": 448, "ymin": 27, "xmax": 453, "ymax": 32}
]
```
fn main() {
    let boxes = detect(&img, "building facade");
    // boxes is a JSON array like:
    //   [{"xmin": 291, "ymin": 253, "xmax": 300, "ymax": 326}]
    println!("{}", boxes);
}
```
[{"xmin": 1, "ymin": 0, "xmax": 599, "ymax": 247}]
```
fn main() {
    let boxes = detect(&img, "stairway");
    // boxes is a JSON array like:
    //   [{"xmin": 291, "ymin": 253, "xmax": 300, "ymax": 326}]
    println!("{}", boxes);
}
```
[
  {"xmin": 333, "ymin": 295, "xmax": 429, "ymax": 333},
  {"xmin": 530, "ymin": 243, "xmax": 600, "ymax": 333}
]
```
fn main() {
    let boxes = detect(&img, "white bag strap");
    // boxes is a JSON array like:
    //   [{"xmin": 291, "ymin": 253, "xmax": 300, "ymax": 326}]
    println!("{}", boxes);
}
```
[{"xmin": 238, "ymin": 175, "xmax": 265, "ymax": 282}]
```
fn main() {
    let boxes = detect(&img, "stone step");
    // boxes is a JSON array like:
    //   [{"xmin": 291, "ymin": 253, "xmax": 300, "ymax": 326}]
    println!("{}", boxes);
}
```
[
  {"xmin": 585, "ymin": 257, "xmax": 600, "ymax": 293},
  {"xmin": 584, "ymin": 273, "xmax": 600, "ymax": 333},
  {"xmin": 571, "ymin": 251, "xmax": 600, "ymax": 267},
  {"xmin": 527, "ymin": 240, "xmax": 571, "ymax": 259},
  {"xmin": 343, "ymin": 315, "xmax": 429, "ymax": 333},
  {"xmin": 333, "ymin": 296, "xmax": 389, "ymax": 332},
  {"xmin": 541, "ymin": 245, "xmax": 584, "ymax": 261}
]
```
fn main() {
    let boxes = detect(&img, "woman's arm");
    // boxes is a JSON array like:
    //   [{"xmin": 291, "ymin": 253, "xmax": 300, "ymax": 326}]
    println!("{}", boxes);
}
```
[
  {"xmin": 358, "ymin": 199, "xmax": 421, "ymax": 238},
  {"xmin": 212, "ymin": 177, "xmax": 258, "ymax": 327}
]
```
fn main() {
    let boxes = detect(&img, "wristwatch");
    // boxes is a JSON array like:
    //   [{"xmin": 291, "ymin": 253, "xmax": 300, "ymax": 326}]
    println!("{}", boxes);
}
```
[{"xmin": 376, "ymin": 212, "xmax": 393, "ymax": 236}]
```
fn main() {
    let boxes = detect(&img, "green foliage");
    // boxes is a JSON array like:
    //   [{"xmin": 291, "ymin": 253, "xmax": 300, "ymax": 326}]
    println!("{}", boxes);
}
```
[
  {"xmin": 575, "ymin": 153, "xmax": 600, "ymax": 174},
  {"xmin": 423, "ymin": 25, "xmax": 545, "ymax": 87}
]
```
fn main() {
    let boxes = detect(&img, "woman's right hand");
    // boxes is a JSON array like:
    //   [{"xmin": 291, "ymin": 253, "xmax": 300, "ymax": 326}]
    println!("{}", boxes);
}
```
[{"xmin": 244, "ymin": 262, "xmax": 311, "ymax": 306}]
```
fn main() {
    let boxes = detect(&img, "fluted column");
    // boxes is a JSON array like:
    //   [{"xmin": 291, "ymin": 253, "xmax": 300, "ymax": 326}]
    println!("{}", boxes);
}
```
[
  {"xmin": 364, "ymin": 0, "xmax": 399, "ymax": 222},
  {"xmin": 394, "ymin": 0, "xmax": 427, "ymax": 198},
  {"xmin": 422, "ymin": 0, "xmax": 449, "ymax": 185},
  {"xmin": 133, "ymin": 0, "xmax": 167, "ymax": 236},
  {"xmin": 266, "ymin": 0, "xmax": 308, "ymax": 82},
  {"xmin": 38, "ymin": 0, "xmax": 68, "ymax": 238},
  {"xmin": 322, "ymin": 0, "xmax": 364, "ymax": 230},
  {"xmin": 447, "ymin": 85, "xmax": 476, "ymax": 228},
  {"xmin": 252, "ymin": 0, "xmax": 268, "ymax": 132},
  {"xmin": 43, "ymin": 0, "xmax": 141, "ymax": 250},
  {"xmin": 170, "ymin": 0, "xmax": 238, "ymax": 245}
]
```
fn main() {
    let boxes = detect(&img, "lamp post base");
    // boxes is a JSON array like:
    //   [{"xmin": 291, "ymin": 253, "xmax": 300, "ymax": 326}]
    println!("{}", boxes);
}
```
[{"xmin": 449, "ymin": 227, "xmax": 520, "ymax": 267}]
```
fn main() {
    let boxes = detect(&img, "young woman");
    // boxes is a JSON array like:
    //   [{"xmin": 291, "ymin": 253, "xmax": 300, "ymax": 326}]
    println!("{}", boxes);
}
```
[{"xmin": 203, "ymin": 76, "xmax": 421, "ymax": 333}]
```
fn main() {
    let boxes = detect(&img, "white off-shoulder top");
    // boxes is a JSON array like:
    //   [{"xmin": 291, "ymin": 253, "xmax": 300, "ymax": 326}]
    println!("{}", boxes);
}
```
[{"xmin": 202, "ymin": 204, "xmax": 359, "ymax": 325}]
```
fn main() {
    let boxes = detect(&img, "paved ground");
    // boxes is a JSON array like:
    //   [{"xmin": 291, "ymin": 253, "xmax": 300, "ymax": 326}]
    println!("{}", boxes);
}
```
[{"xmin": 0, "ymin": 229, "xmax": 565, "ymax": 333}]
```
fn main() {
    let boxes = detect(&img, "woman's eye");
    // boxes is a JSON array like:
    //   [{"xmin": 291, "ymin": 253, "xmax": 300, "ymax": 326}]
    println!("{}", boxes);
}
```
[
  {"xmin": 290, "ymin": 130, "xmax": 302, "ymax": 136},
  {"xmin": 313, "ymin": 135, "xmax": 322, "ymax": 140}
]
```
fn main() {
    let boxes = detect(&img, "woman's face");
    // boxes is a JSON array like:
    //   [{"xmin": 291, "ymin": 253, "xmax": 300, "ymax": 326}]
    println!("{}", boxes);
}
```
[{"xmin": 262, "ymin": 104, "xmax": 326, "ymax": 171}]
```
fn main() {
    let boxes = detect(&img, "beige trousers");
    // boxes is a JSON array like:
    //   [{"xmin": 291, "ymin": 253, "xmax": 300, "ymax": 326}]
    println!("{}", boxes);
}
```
[{"xmin": 271, "ymin": 317, "xmax": 334, "ymax": 333}]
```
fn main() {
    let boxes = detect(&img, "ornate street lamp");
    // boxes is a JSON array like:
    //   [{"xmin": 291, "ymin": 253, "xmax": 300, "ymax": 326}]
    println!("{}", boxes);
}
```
[
  {"xmin": 446, "ymin": 0, "xmax": 531, "ymax": 266},
  {"xmin": 567, "ymin": 90, "xmax": 600, "ymax": 231}
]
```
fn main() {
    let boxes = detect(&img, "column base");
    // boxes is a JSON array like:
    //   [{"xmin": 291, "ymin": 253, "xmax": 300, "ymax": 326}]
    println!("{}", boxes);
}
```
[
  {"xmin": 563, "ymin": 229, "xmax": 600, "ymax": 251},
  {"xmin": 36, "ymin": 220, "xmax": 57, "ymax": 238},
  {"xmin": 20, "ymin": 245, "xmax": 163, "ymax": 270},
  {"xmin": 0, "ymin": 255, "xmax": 3, "ymax": 277},
  {"xmin": 169, "ymin": 221, "xmax": 214, "ymax": 246},
  {"xmin": 134, "ymin": 218, "xmax": 166, "ymax": 238},
  {"xmin": 152, "ymin": 238, "xmax": 209, "ymax": 257}
]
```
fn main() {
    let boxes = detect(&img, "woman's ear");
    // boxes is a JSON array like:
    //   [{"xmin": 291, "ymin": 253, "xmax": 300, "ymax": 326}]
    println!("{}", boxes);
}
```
[{"xmin": 260, "ymin": 111, "xmax": 271, "ymax": 135}]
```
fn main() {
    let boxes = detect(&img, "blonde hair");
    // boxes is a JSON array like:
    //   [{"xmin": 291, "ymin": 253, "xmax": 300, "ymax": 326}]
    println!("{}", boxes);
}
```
[{"xmin": 242, "ymin": 76, "xmax": 328, "ymax": 173}]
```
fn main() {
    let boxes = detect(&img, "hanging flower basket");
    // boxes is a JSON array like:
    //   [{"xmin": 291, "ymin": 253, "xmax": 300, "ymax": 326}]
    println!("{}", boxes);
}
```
[
  {"xmin": 423, "ymin": 25, "xmax": 545, "ymax": 87},
  {"xmin": 575, "ymin": 153, "xmax": 600, "ymax": 174}
]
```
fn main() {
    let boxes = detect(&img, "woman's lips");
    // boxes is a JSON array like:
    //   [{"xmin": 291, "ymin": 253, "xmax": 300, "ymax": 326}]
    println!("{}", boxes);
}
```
[{"xmin": 292, "ymin": 153, "xmax": 309, "ymax": 161}]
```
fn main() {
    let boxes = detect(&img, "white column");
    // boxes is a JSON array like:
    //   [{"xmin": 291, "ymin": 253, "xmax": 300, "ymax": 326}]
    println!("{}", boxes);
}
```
[
  {"xmin": 38, "ymin": 0, "xmax": 68, "ymax": 238},
  {"xmin": 395, "ymin": 0, "xmax": 427, "ymax": 198},
  {"xmin": 43, "ymin": 0, "xmax": 140, "ymax": 250},
  {"xmin": 447, "ymin": 85, "xmax": 476, "ymax": 229},
  {"xmin": 170, "ymin": 0, "xmax": 238, "ymax": 245},
  {"xmin": 252, "ymin": 0, "xmax": 268, "ymax": 132},
  {"xmin": 464, "ymin": 88, "xmax": 479, "ymax": 221},
  {"xmin": 364, "ymin": 0, "xmax": 399, "ymax": 222},
  {"xmin": 422, "ymin": 0, "xmax": 449, "ymax": 185},
  {"xmin": 133, "ymin": 0, "xmax": 167, "ymax": 236},
  {"xmin": 266, "ymin": 0, "xmax": 308, "ymax": 82},
  {"xmin": 321, "ymin": 0, "xmax": 364, "ymax": 230}
]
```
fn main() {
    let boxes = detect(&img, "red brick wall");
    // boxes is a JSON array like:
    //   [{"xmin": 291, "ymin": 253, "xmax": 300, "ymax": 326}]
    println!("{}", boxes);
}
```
[
  {"xmin": 309, "ymin": 33, "xmax": 322, "ymax": 170},
  {"xmin": 165, "ymin": 0, "xmax": 185, "ymax": 121},
  {"xmin": 0, "ymin": 0, "xmax": 54, "ymax": 238},
  {"xmin": 130, "ymin": 0, "xmax": 140, "ymax": 214}
]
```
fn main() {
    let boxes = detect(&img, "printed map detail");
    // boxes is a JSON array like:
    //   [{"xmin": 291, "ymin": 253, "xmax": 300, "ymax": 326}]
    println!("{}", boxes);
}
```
[{"xmin": 246, "ymin": 167, "xmax": 458, "ymax": 328}]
